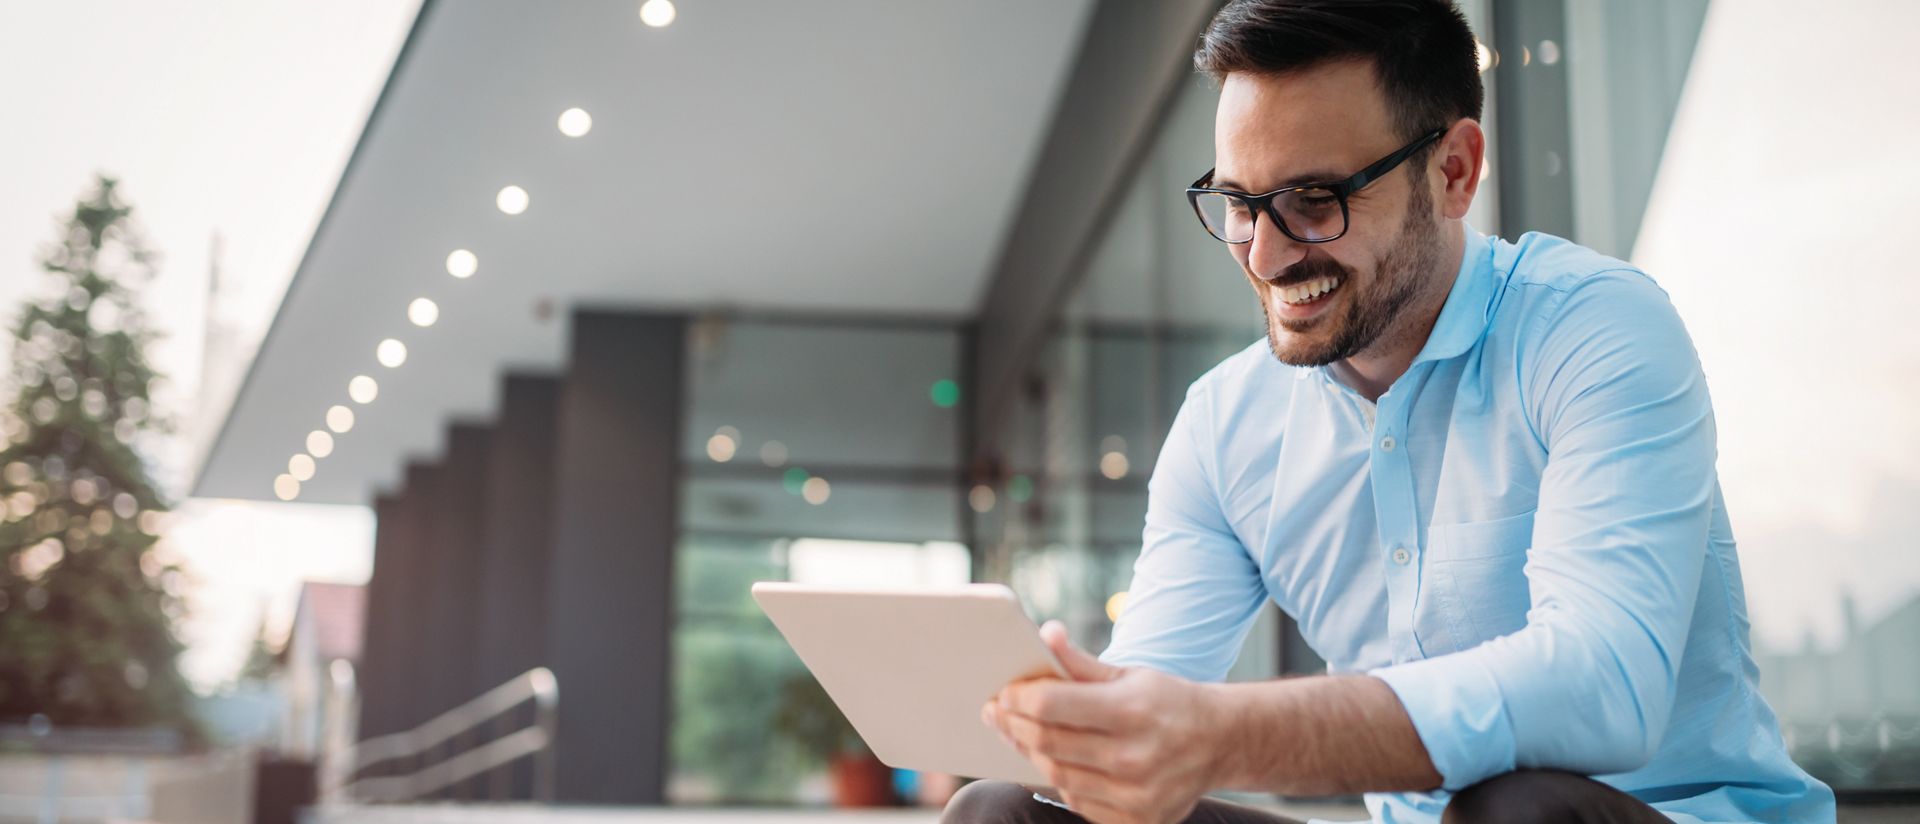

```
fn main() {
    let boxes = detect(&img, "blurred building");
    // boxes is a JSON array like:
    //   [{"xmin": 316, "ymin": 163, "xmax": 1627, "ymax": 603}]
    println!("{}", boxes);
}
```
[
  {"xmin": 188, "ymin": 0, "xmax": 1917, "ymax": 808},
  {"xmin": 1762, "ymin": 595, "xmax": 1920, "ymax": 789},
  {"xmin": 280, "ymin": 581, "xmax": 365, "ymax": 762}
]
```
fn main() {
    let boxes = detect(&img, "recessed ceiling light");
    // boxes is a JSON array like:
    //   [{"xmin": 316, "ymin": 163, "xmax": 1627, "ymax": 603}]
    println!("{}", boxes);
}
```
[
  {"xmin": 558, "ymin": 107, "xmax": 593, "ymax": 137},
  {"xmin": 640, "ymin": 0, "xmax": 676, "ymax": 28},
  {"xmin": 327, "ymin": 405, "xmax": 356, "ymax": 433},
  {"xmin": 348, "ymin": 376, "xmax": 379, "ymax": 405},
  {"xmin": 408, "ymin": 298, "xmax": 439, "ymax": 327},
  {"xmin": 289, "ymin": 454, "xmax": 316, "ymax": 482},
  {"xmin": 274, "ymin": 474, "xmax": 300, "ymax": 501},
  {"xmin": 446, "ymin": 249, "xmax": 478, "ymax": 279},
  {"xmin": 377, "ymin": 339, "xmax": 407, "ymax": 368},
  {"xmin": 307, "ymin": 430, "xmax": 335, "ymax": 458},
  {"xmin": 496, "ymin": 185, "xmax": 529, "ymax": 215}
]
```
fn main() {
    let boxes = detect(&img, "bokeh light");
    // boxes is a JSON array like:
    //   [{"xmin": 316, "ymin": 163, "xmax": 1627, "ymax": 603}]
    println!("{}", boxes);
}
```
[
  {"xmin": 496, "ymin": 185, "xmax": 529, "ymax": 215},
  {"xmin": 802, "ymin": 476, "xmax": 830, "ymax": 505},
  {"xmin": 930, "ymin": 379, "xmax": 960, "ymax": 408},
  {"xmin": 558, "ymin": 107, "xmax": 593, "ymax": 137},
  {"xmin": 408, "ymin": 298, "xmax": 439, "ymax": 327},
  {"xmin": 446, "ymin": 249, "xmax": 478, "ymax": 279},
  {"xmin": 326, "ymin": 405, "xmax": 356, "ymax": 434},
  {"xmin": 376, "ymin": 338, "xmax": 407, "ymax": 368},
  {"xmin": 968, "ymin": 484, "xmax": 996, "ymax": 513},
  {"xmin": 640, "ymin": 0, "xmax": 676, "ymax": 28},
  {"xmin": 349, "ymin": 375, "xmax": 379, "ymax": 404}
]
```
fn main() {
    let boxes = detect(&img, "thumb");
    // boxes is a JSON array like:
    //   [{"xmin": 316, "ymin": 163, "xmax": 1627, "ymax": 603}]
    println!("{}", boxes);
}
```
[{"xmin": 1040, "ymin": 620, "xmax": 1121, "ymax": 682}]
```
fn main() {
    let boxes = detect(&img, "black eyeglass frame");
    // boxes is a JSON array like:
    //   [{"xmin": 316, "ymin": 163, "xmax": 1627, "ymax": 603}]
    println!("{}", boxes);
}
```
[{"xmin": 1186, "ymin": 127, "xmax": 1447, "ymax": 245}]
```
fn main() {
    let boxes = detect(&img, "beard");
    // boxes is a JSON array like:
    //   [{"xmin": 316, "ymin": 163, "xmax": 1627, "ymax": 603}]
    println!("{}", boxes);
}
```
[{"xmin": 1261, "ymin": 181, "xmax": 1448, "ymax": 367}]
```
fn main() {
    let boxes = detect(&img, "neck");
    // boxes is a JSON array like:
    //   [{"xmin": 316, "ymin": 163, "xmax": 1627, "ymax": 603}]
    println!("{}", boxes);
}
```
[{"xmin": 1329, "ymin": 223, "xmax": 1464, "ymax": 402}]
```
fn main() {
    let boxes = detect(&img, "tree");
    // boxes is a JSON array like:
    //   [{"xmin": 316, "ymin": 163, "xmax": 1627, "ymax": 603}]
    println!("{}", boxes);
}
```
[
  {"xmin": 236, "ymin": 617, "xmax": 281, "ymax": 686},
  {"xmin": 0, "ymin": 176, "xmax": 195, "ymax": 736}
]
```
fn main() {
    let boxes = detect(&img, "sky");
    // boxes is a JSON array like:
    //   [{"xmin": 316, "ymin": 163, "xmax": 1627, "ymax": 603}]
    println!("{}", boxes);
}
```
[{"xmin": 0, "ymin": 0, "xmax": 419, "ymax": 687}]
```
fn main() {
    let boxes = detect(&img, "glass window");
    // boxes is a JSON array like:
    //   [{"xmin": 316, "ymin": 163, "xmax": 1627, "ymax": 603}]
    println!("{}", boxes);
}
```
[
  {"xmin": 973, "ymin": 74, "xmax": 1291, "ymax": 681},
  {"xmin": 682, "ymin": 319, "xmax": 962, "ymax": 471},
  {"xmin": 671, "ymin": 319, "xmax": 964, "ymax": 803}
]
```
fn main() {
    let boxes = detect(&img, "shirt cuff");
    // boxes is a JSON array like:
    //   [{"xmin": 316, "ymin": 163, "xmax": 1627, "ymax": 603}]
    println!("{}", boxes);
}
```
[{"xmin": 1369, "ymin": 653, "xmax": 1517, "ymax": 791}]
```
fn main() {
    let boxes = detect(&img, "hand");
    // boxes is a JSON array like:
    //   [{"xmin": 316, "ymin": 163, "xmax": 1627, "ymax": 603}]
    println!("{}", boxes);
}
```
[{"xmin": 981, "ymin": 620, "xmax": 1227, "ymax": 824}]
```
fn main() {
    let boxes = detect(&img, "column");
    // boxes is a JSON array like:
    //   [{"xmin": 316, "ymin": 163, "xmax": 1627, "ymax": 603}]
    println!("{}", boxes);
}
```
[
  {"xmin": 544, "ymin": 311, "xmax": 684, "ymax": 804},
  {"xmin": 476, "ymin": 375, "xmax": 560, "ymax": 689}
]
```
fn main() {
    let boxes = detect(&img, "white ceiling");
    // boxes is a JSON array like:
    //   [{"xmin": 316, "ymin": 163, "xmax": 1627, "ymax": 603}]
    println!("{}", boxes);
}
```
[{"xmin": 192, "ymin": 0, "xmax": 1094, "ymax": 504}]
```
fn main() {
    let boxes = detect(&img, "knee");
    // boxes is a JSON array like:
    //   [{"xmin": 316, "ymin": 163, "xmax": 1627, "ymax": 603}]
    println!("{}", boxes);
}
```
[
  {"xmin": 940, "ymin": 780, "xmax": 1044, "ymax": 824},
  {"xmin": 1441, "ymin": 769, "xmax": 1591, "ymax": 824}
]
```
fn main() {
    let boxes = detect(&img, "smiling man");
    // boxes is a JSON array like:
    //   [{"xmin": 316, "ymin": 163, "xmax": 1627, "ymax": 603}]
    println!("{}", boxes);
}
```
[{"xmin": 942, "ymin": 1, "xmax": 1834, "ymax": 823}]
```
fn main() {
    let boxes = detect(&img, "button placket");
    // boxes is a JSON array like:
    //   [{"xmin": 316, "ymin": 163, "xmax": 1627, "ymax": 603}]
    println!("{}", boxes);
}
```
[{"xmin": 1369, "ymin": 381, "xmax": 1425, "ymax": 659}]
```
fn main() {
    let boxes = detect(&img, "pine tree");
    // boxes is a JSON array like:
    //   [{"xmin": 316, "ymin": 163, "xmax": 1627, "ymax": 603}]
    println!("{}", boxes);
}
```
[{"xmin": 0, "ymin": 176, "xmax": 195, "ymax": 736}]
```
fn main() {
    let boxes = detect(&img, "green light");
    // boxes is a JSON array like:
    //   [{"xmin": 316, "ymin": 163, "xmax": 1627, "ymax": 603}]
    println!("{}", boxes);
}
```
[
  {"xmin": 1008, "ymin": 474, "xmax": 1034, "ymax": 503},
  {"xmin": 782, "ymin": 467, "xmax": 809, "ymax": 495},
  {"xmin": 930, "ymin": 379, "xmax": 960, "ymax": 408}
]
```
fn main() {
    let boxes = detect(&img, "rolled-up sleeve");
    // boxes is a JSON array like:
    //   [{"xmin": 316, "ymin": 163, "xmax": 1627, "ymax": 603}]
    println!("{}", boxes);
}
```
[
  {"xmin": 1371, "ymin": 271, "xmax": 1716, "ymax": 789},
  {"xmin": 1099, "ymin": 380, "xmax": 1271, "ymax": 684}
]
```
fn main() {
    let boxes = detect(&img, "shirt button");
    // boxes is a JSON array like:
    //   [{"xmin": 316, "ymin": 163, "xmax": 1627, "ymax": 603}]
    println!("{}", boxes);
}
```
[
  {"xmin": 1391, "ymin": 546, "xmax": 1411, "ymax": 565},
  {"xmin": 1380, "ymin": 435, "xmax": 1397, "ymax": 452}
]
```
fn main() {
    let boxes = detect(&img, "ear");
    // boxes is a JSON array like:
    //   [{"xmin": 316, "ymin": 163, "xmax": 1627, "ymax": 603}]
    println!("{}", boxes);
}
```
[{"xmin": 1431, "ymin": 118, "xmax": 1486, "ymax": 221}]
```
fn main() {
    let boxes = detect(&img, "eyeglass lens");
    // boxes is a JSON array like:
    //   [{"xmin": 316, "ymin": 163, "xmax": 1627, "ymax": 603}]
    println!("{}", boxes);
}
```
[{"xmin": 1193, "ymin": 187, "xmax": 1344, "ymax": 243}]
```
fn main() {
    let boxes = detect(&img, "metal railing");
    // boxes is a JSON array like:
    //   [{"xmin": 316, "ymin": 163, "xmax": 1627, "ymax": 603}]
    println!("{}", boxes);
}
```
[{"xmin": 324, "ymin": 667, "xmax": 558, "ymax": 804}]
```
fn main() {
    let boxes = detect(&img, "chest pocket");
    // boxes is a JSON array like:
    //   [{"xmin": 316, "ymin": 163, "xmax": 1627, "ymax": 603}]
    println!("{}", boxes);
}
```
[{"xmin": 1426, "ymin": 510, "xmax": 1536, "ymax": 645}]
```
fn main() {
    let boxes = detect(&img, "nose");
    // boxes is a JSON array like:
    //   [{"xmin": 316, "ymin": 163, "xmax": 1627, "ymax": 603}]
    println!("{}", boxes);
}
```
[{"xmin": 1243, "ymin": 210, "xmax": 1307, "ymax": 283}]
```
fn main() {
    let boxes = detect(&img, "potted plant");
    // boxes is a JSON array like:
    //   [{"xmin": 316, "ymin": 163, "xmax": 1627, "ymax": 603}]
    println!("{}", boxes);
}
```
[{"xmin": 772, "ymin": 673, "xmax": 895, "ymax": 806}]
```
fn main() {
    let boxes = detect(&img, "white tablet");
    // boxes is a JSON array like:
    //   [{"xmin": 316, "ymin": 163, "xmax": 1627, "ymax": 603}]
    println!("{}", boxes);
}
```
[{"xmin": 750, "ymin": 582, "xmax": 1066, "ymax": 785}]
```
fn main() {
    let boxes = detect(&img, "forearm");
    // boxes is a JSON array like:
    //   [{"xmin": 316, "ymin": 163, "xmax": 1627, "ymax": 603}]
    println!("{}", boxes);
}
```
[{"xmin": 1203, "ymin": 674, "xmax": 1442, "ymax": 796}]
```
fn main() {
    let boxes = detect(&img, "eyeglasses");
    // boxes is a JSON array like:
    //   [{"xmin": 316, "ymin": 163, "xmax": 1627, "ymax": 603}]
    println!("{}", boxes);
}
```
[{"xmin": 1186, "ymin": 128, "xmax": 1445, "ymax": 245}]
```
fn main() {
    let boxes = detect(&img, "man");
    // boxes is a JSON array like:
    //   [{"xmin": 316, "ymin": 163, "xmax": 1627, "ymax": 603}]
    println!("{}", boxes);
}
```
[{"xmin": 944, "ymin": 1, "xmax": 1834, "ymax": 822}]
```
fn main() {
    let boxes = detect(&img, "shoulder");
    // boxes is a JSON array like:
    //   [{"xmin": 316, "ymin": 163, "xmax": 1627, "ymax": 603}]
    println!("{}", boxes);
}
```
[
  {"xmin": 1164, "ymin": 338, "xmax": 1303, "ymax": 490},
  {"xmin": 1489, "ymin": 231, "xmax": 1690, "ymax": 354},
  {"xmin": 1489, "ymin": 233, "xmax": 1708, "ymax": 441},
  {"xmin": 1185, "ymin": 337, "xmax": 1303, "ymax": 427}
]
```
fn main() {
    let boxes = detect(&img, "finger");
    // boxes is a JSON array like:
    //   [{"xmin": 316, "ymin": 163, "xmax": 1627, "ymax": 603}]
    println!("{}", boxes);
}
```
[
  {"xmin": 999, "ymin": 678, "xmax": 1124, "ymax": 732},
  {"xmin": 1039, "ymin": 760, "xmax": 1134, "ymax": 823},
  {"xmin": 1041, "ymin": 620, "xmax": 1122, "ymax": 682},
  {"xmin": 1000, "ymin": 704, "xmax": 1118, "ymax": 772},
  {"xmin": 982, "ymin": 701, "xmax": 1021, "ymax": 753}
]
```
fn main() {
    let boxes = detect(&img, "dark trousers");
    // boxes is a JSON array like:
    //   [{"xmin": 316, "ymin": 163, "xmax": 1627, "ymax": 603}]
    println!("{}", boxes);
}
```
[{"xmin": 940, "ymin": 770, "xmax": 1672, "ymax": 823}]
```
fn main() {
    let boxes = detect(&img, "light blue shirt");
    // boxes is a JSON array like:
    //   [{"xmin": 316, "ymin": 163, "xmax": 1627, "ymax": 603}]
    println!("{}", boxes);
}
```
[{"xmin": 1099, "ymin": 225, "xmax": 1834, "ymax": 823}]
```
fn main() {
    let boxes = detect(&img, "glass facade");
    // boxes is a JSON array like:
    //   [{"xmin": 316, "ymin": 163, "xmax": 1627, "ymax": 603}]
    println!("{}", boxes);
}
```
[
  {"xmin": 670, "ymin": 318, "xmax": 966, "ymax": 802},
  {"xmin": 972, "ymin": 73, "xmax": 1303, "ymax": 682}
]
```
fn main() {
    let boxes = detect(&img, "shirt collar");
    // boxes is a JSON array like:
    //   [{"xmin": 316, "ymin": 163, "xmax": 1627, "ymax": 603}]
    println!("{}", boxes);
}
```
[{"xmin": 1409, "ymin": 222, "xmax": 1498, "ymax": 366}]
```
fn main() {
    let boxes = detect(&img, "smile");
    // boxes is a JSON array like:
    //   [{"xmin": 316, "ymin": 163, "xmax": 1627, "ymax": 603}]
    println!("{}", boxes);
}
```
[{"xmin": 1278, "ymin": 275, "xmax": 1341, "ymax": 305}]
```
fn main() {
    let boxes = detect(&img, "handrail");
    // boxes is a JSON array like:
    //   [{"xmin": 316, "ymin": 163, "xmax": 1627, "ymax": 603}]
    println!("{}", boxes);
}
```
[{"xmin": 325, "ymin": 667, "xmax": 557, "ymax": 804}]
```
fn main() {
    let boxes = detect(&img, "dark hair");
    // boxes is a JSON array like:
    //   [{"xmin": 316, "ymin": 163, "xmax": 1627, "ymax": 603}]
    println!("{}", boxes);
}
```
[{"xmin": 1194, "ymin": 0, "xmax": 1484, "ymax": 144}]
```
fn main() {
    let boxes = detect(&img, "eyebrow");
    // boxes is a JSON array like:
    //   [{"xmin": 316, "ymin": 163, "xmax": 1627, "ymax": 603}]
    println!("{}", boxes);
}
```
[{"xmin": 1210, "ymin": 170, "xmax": 1346, "ymax": 192}]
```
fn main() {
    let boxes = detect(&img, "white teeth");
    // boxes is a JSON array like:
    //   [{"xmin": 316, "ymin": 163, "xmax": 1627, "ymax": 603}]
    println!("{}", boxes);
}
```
[{"xmin": 1280, "ymin": 276, "xmax": 1340, "ymax": 305}]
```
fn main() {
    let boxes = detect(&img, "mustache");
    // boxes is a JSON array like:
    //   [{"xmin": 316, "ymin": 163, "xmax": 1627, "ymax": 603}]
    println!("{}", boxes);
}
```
[{"xmin": 1270, "ymin": 257, "xmax": 1353, "ymax": 289}]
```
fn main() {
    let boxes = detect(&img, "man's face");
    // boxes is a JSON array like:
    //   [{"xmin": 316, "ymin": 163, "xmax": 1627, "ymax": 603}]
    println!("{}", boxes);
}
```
[{"xmin": 1213, "ymin": 61, "xmax": 1450, "ymax": 366}]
